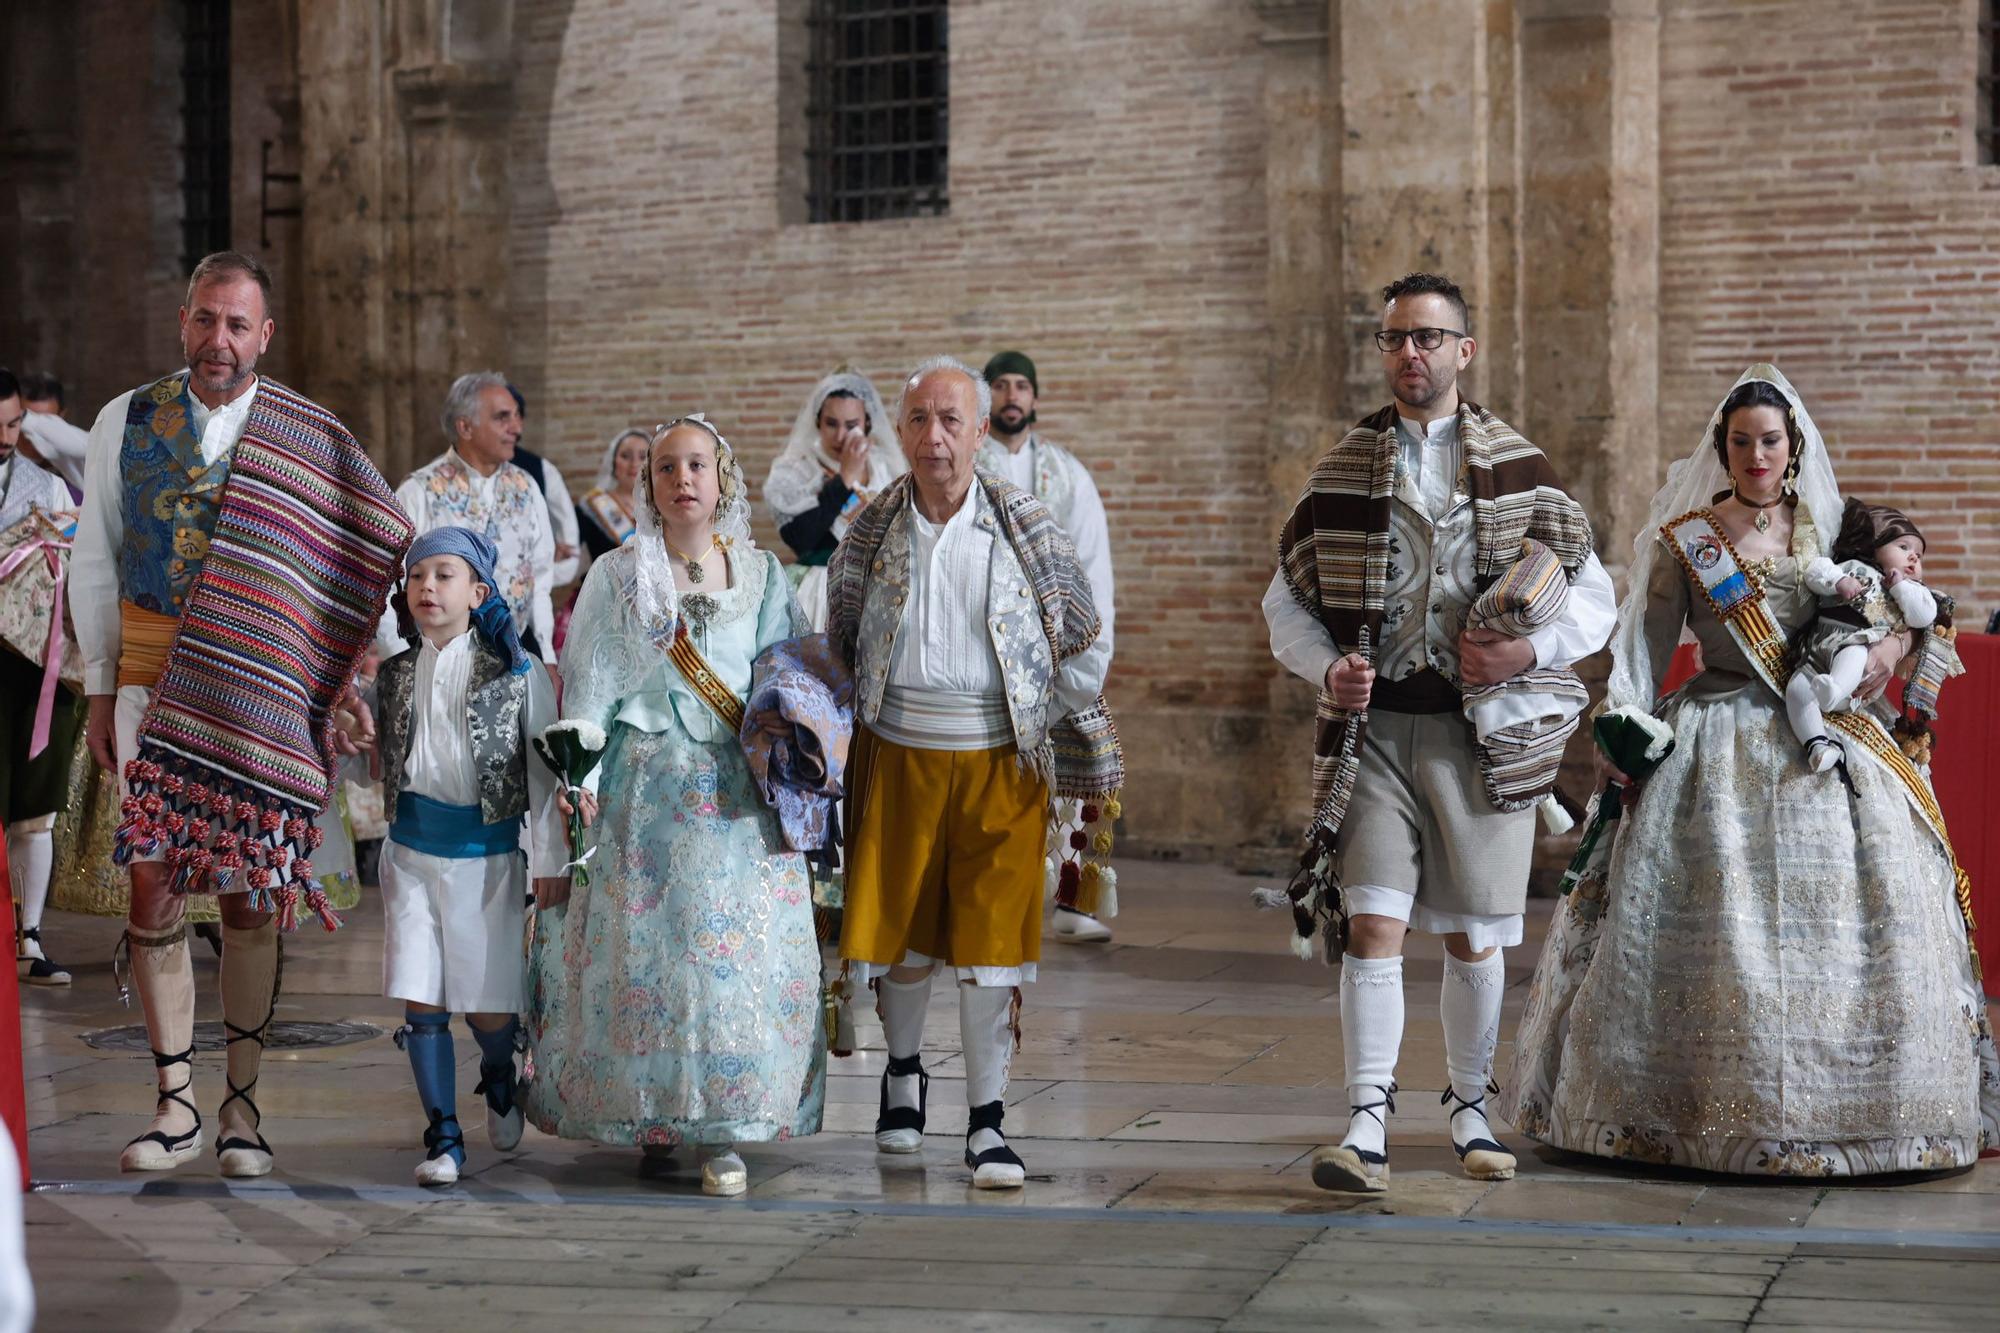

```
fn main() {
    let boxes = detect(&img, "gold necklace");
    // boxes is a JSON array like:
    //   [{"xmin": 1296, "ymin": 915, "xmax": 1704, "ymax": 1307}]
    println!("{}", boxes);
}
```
[
  {"xmin": 665, "ymin": 533, "xmax": 718, "ymax": 583},
  {"xmin": 1730, "ymin": 487, "xmax": 1784, "ymax": 534}
]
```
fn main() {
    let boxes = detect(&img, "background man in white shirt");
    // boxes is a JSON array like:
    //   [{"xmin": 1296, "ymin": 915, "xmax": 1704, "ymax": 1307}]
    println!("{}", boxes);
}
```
[
  {"xmin": 978, "ymin": 351, "xmax": 1119, "ymax": 944},
  {"xmin": 384, "ymin": 373, "xmax": 557, "ymax": 665},
  {"xmin": 15, "ymin": 371, "xmax": 86, "ymax": 498}
]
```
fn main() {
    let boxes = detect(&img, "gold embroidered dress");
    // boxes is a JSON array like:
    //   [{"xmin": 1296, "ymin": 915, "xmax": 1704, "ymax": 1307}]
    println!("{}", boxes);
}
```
[{"xmin": 1504, "ymin": 513, "xmax": 2000, "ymax": 1175}]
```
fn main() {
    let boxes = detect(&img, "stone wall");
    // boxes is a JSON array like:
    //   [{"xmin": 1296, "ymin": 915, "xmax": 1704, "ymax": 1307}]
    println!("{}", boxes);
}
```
[{"xmin": 0, "ymin": 1, "xmax": 306, "ymax": 419}]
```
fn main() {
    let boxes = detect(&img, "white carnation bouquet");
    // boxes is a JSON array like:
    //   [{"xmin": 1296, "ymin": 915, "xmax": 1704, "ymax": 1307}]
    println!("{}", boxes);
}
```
[{"xmin": 533, "ymin": 721, "xmax": 608, "ymax": 887}]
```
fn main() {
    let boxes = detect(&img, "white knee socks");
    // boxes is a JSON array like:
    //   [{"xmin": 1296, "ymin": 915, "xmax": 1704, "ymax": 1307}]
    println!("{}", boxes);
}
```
[
  {"xmin": 876, "ymin": 972, "xmax": 932, "ymax": 1112},
  {"xmin": 1440, "ymin": 950, "xmax": 1506, "ymax": 1142},
  {"xmin": 5, "ymin": 823, "xmax": 53, "ymax": 949},
  {"xmin": 1338, "ymin": 954, "xmax": 1403, "ymax": 1157},
  {"xmin": 959, "ymin": 983, "xmax": 1015, "ymax": 1157}
]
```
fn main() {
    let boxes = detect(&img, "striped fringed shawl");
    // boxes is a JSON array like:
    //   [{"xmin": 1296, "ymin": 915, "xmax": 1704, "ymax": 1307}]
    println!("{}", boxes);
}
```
[
  {"xmin": 830, "ymin": 470, "xmax": 1101, "ymax": 669},
  {"xmin": 828, "ymin": 470, "xmax": 1122, "ymax": 800},
  {"xmin": 115, "ymin": 378, "xmax": 413, "ymax": 930},
  {"xmin": 1276, "ymin": 401, "xmax": 1592, "ymax": 845}
]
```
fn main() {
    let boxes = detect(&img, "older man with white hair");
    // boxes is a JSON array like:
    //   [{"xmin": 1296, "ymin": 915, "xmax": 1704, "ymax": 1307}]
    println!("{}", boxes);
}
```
[
  {"xmin": 828, "ymin": 356, "xmax": 1119, "ymax": 1189},
  {"xmin": 381, "ymin": 372, "xmax": 556, "ymax": 662}
]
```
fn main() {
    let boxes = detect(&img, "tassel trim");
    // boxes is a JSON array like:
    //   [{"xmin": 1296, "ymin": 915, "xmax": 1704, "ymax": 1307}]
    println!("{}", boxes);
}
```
[
  {"xmin": 1048, "ymin": 791, "xmax": 1122, "ymax": 919},
  {"xmin": 113, "ymin": 745, "xmax": 340, "ymax": 933}
]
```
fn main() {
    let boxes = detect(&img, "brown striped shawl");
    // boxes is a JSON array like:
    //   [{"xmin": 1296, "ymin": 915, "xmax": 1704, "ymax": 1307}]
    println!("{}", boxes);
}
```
[{"xmin": 1276, "ymin": 401, "xmax": 1593, "ymax": 844}]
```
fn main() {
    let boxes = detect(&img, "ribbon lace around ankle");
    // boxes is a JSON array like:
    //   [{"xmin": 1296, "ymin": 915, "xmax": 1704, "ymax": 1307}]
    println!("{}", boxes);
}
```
[
  {"xmin": 218, "ymin": 1010, "xmax": 275, "ymax": 1155},
  {"xmin": 876, "ymin": 1055, "xmax": 929, "ymax": 1134},
  {"xmin": 125, "ymin": 1045, "xmax": 201, "ymax": 1153},
  {"xmin": 1440, "ymin": 1083, "xmax": 1508, "ymax": 1156}
]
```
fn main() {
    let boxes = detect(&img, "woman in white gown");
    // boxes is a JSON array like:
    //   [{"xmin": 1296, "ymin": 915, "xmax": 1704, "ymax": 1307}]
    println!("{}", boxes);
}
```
[
  {"xmin": 761, "ymin": 369, "xmax": 906, "ymax": 631},
  {"xmin": 1502, "ymin": 364, "xmax": 1999, "ymax": 1176}
]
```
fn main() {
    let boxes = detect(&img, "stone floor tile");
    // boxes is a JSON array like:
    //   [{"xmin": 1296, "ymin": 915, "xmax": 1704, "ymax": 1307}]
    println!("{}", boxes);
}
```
[
  {"xmin": 1464, "ymin": 1177, "xmax": 1707, "ymax": 1225},
  {"xmin": 1803, "ymin": 1187, "xmax": 2000, "ymax": 1233}
]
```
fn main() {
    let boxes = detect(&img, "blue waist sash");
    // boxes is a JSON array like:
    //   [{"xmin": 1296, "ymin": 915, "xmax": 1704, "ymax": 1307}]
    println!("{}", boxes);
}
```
[{"xmin": 389, "ymin": 792, "xmax": 520, "ymax": 860}]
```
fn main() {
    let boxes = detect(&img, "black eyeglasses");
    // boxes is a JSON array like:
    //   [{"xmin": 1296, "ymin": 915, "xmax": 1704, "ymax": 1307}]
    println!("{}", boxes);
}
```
[{"xmin": 1373, "ymin": 327, "xmax": 1467, "ymax": 352}]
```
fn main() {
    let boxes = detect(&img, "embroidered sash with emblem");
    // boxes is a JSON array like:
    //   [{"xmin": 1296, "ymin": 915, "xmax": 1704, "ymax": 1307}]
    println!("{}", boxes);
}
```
[
  {"xmin": 668, "ymin": 621, "xmax": 747, "ymax": 734},
  {"xmin": 1663, "ymin": 510, "xmax": 1791, "ymax": 697}
]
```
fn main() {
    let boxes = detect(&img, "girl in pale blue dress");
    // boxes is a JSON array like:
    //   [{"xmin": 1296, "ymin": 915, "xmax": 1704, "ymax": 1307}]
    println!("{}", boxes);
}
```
[{"xmin": 524, "ymin": 416, "xmax": 824, "ymax": 1196}]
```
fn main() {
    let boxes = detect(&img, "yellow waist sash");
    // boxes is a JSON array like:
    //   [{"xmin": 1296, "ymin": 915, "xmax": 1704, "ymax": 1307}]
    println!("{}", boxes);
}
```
[{"xmin": 116, "ymin": 601, "xmax": 180, "ymax": 690}]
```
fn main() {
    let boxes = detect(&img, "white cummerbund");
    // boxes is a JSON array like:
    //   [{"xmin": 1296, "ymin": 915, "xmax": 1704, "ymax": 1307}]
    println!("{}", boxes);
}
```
[{"xmin": 871, "ymin": 684, "xmax": 1014, "ymax": 752}]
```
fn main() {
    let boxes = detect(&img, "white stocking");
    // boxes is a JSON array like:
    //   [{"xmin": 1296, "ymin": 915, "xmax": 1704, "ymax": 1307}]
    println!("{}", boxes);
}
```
[
  {"xmin": 127, "ymin": 924, "xmax": 197, "ymax": 1138},
  {"xmin": 958, "ymin": 983, "xmax": 1015, "ymax": 1157},
  {"xmin": 1440, "ymin": 950, "xmax": 1505, "ymax": 1143},
  {"xmin": 219, "ymin": 921, "xmax": 280, "ymax": 1145},
  {"xmin": 5, "ymin": 823, "xmax": 53, "ymax": 950},
  {"xmin": 1784, "ymin": 671, "xmax": 1828, "ymax": 751},
  {"xmin": 876, "ymin": 972, "xmax": 931, "ymax": 1113},
  {"xmin": 1338, "ymin": 954, "xmax": 1403, "ymax": 1157},
  {"xmin": 1812, "ymin": 643, "xmax": 1869, "ymax": 712}
]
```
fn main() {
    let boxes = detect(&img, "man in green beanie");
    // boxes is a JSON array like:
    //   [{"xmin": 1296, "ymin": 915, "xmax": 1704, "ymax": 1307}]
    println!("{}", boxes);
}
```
[{"xmin": 979, "ymin": 351, "xmax": 1118, "ymax": 944}]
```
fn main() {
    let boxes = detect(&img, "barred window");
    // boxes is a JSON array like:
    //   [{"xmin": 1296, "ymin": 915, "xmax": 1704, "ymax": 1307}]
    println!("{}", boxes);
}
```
[
  {"xmin": 806, "ymin": 0, "xmax": 949, "ymax": 224},
  {"xmin": 181, "ymin": 0, "xmax": 232, "ymax": 268}
]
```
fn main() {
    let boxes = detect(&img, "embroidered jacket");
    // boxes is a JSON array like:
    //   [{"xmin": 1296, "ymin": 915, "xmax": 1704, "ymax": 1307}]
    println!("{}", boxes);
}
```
[
  {"xmin": 378, "ymin": 633, "xmax": 532, "ymax": 825},
  {"xmin": 851, "ymin": 482, "xmax": 1057, "ymax": 753},
  {"xmin": 119, "ymin": 373, "xmax": 233, "ymax": 613}
]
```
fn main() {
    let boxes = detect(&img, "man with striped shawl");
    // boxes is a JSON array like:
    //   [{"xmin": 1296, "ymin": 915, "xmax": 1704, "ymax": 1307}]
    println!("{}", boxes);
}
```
[
  {"xmin": 1262, "ymin": 273, "xmax": 1616, "ymax": 1193},
  {"xmin": 830, "ymin": 356, "xmax": 1117, "ymax": 1190},
  {"xmin": 69, "ymin": 251, "xmax": 410, "ymax": 1177}
]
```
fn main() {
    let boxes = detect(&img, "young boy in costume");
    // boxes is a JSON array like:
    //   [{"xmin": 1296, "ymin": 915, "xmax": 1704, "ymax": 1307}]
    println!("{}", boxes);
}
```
[{"xmin": 375, "ymin": 526, "xmax": 565, "ymax": 1185}]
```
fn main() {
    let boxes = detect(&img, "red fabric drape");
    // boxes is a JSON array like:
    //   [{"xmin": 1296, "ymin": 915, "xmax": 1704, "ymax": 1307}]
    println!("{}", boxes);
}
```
[{"xmin": 0, "ymin": 843, "xmax": 30, "ymax": 1182}]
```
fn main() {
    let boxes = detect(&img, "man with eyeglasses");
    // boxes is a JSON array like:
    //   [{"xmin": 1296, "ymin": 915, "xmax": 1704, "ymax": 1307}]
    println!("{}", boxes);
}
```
[{"xmin": 1263, "ymin": 271, "xmax": 1616, "ymax": 1193}]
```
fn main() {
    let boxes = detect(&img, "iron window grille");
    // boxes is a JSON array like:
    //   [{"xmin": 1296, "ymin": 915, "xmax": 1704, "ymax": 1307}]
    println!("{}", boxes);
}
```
[
  {"xmin": 805, "ymin": 0, "xmax": 949, "ymax": 223},
  {"xmin": 181, "ymin": 0, "xmax": 232, "ymax": 269}
]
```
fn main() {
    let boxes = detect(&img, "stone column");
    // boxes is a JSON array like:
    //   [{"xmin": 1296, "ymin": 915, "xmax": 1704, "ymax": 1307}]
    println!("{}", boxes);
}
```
[
  {"xmin": 390, "ymin": 60, "xmax": 515, "ymax": 480},
  {"xmin": 1252, "ymin": 0, "xmax": 1340, "ymax": 857},
  {"xmin": 1513, "ymin": 0, "xmax": 1661, "ymax": 881},
  {"xmin": 1335, "ymin": 0, "xmax": 1519, "ymax": 420},
  {"xmin": 297, "ymin": 0, "xmax": 393, "ymax": 456},
  {"xmin": 296, "ymin": 0, "xmax": 516, "ymax": 480},
  {"xmin": 1516, "ymin": 0, "xmax": 1660, "ymax": 560}
]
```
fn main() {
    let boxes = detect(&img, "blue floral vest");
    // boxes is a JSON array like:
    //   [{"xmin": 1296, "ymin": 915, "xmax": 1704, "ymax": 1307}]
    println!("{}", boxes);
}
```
[{"xmin": 119, "ymin": 373, "xmax": 234, "ymax": 613}]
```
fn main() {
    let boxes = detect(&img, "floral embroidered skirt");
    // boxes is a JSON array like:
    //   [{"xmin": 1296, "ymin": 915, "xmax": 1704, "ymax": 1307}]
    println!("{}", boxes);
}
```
[
  {"xmin": 1502, "ymin": 685, "xmax": 2000, "ymax": 1176},
  {"xmin": 523, "ymin": 720, "xmax": 825, "ymax": 1148}
]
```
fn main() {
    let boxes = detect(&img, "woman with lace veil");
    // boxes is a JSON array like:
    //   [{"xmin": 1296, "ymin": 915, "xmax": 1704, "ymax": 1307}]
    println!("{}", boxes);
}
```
[
  {"xmin": 574, "ymin": 427, "xmax": 650, "ymax": 560},
  {"xmin": 524, "ymin": 415, "xmax": 825, "ymax": 1197},
  {"xmin": 1501, "ymin": 364, "xmax": 1999, "ymax": 1176},
  {"xmin": 762, "ymin": 368, "xmax": 907, "ymax": 630}
]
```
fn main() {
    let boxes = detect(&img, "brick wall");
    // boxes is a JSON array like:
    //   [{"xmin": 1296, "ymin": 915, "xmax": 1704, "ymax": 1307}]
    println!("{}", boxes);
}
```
[
  {"xmin": 1659, "ymin": 0, "xmax": 2000, "ymax": 618},
  {"xmin": 507, "ymin": 0, "xmax": 1275, "ymax": 856}
]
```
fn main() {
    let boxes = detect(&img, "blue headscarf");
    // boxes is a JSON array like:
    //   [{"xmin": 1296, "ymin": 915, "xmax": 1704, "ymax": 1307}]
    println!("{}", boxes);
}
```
[{"xmin": 402, "ymin": 526, "xmax": 530, "ymax": 674}]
